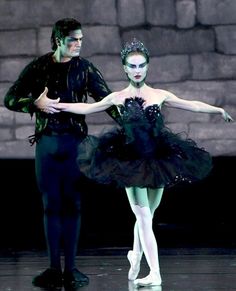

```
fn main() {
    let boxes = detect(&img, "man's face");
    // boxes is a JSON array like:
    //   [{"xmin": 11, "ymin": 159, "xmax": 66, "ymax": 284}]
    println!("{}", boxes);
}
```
[
  {"xmin": 124, "ymin": 53, "xmax": 148, "ymax": 84},
  {"xmin": 58, "ymin": 29, "xmax": 83, "ymax": 58}
]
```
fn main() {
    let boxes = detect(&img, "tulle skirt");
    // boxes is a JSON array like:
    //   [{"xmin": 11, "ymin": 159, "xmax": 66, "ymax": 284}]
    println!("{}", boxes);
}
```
[{"xmin": 77, "ymin": 127, "xmax": 212, "ymax": 189}]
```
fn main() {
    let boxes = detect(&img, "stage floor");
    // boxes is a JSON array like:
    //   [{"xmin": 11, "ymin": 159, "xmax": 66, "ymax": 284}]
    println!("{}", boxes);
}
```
[{"xmin": 1, "ymin": 247, "xmax": 236, "ymax": 291}]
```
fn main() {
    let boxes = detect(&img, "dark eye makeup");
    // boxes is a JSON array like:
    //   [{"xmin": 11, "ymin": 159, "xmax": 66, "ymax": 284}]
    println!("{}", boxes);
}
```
[{"xmin": 126, "ymin": 62, "xmax": 147, "ymax": 69}]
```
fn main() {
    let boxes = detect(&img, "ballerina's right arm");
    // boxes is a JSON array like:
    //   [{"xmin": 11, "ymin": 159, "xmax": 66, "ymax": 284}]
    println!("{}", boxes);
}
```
[{"xmin": 54, "ymin": 93, "xmax": 117, "ymax": 115}]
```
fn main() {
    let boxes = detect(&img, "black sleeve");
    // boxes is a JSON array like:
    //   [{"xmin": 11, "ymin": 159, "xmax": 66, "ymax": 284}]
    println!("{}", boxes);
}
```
[
  {"xmin": 4, "ymin": 60, "xmax": 38, "ymax": 115},
  {"xmin": 87, "ymin": 62, "xmax": 122, "ymax": 125}
]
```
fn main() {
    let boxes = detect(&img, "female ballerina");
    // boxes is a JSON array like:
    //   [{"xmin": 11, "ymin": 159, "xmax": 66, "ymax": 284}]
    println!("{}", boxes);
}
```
[{"xmin": 43, "ymin": 39, "xmax": 233, "ymax": 287}]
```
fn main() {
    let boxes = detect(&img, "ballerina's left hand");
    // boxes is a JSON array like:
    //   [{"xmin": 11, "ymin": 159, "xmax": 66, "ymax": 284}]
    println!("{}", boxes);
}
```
[{"xmin": 222, "ymin": 110, "xmax": 234, "ymax": 122}]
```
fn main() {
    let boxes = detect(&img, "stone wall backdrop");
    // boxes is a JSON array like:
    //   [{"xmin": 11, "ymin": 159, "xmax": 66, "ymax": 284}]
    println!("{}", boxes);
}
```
[
  {"xmin": 1, "ymin": 0, "xmax": 236, "ymax": 250},
  {"xmin": 0, "ymin": 0, "xmax": 236, "ymax": 158}
]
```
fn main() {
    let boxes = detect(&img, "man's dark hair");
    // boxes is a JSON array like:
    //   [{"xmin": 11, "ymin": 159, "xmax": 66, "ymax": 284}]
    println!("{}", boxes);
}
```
[{"xmin": 51, "ymin": 18, "xmax": 82, "ymax": 51}]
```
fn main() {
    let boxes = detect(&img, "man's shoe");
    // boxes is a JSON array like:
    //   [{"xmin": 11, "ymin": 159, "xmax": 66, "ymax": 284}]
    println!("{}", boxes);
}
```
[
  {"xmin": 63, "ymin": 268, "xmax": 89, "ymax": 287},
  {"xmin": 32, "ymin": 268, "xmax": 63, "ymax": 288}
]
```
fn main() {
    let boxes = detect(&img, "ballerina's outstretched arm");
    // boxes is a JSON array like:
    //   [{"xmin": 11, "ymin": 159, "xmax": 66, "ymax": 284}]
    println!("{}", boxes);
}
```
[
  {"xmin": 52, "ymin": 92, "xmax": 118, "ymax": 115},
  {"xmin": 162, "ymin": 90, "xmax": 234, "ymax": 122}
]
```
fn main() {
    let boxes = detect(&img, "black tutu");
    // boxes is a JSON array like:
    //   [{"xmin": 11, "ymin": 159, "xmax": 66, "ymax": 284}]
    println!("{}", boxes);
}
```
[{"xmin": 77, "ymin": 97, "xmax": 212, "ymax": 189}]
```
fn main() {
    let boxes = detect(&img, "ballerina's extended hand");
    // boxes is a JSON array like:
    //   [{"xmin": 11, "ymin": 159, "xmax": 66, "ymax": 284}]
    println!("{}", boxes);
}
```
[{"xmin": 222, "ymin": 110, "xmax": 234, "ymax": 122}]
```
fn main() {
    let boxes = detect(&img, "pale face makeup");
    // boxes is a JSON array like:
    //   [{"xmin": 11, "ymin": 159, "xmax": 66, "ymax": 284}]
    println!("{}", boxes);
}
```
[
  {"xmin": 57, "ymin": 29, "xmax": 83, "ymax": 61},
  {"xmin": 124, "ymin": 53, "xmax": 148, "ymax": 87}
]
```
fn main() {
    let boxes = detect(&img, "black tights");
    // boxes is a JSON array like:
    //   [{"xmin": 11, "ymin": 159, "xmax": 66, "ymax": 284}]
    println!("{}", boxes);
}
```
[{"xmin": 35, "ymin": 134, "xmax": 83, "ymax": 271}]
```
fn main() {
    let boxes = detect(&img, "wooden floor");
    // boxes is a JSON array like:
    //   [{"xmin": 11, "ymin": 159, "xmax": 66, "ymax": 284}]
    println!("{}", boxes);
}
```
[{"xmin": 1, "ymin": 247, "xmax": 236, "ymax": 291}]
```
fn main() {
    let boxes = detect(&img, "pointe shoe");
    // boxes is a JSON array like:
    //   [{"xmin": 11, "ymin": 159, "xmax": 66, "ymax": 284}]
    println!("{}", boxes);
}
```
[
  {"xmin": 127, "ymin": 250, "xmax": 142, "ymax": 281},
  {"xmin": 134, "ymin": 271, "xmax": 162, "ymax": 287}
]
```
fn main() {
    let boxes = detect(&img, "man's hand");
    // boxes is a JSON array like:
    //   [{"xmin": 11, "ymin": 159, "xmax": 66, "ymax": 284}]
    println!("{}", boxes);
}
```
[{"xmin": 34, "ymin": 87, "xmax": 61, "ymax": 114}]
